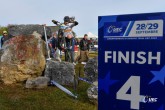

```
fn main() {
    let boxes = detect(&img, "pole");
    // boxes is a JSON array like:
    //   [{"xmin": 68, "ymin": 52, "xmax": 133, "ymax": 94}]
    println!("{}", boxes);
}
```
[
  {"xmin": 51, "ymin": 80, "xmax": 78, "ymax": 99},
  {"xmin": 43, "ymin": 25, "xmax": 51, "ymax": 60}
]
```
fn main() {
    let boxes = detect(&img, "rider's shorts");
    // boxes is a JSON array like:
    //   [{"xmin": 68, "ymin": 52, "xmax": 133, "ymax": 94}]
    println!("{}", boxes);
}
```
[{"xmin": 64, "ymin": 32, "xmax": 73, "ymax": 38}]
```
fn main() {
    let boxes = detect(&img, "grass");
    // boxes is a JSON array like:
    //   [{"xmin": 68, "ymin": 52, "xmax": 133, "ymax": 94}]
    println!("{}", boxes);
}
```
[{"xmin": 0, "ymin": 53, "xmax": 98, "ymax": 110}]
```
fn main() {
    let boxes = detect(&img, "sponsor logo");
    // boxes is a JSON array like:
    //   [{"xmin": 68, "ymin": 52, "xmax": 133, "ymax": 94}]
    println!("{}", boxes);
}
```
[
  {"xmin": 142, "ymin": 96, "xmax": 158, "ymax": 103},
  {"xmin": 108, "ymin": 25, "xmax": 122, "ymax": 34}
]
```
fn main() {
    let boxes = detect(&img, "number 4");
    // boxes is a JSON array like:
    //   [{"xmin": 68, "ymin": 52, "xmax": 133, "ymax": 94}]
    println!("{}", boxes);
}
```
[{"xmin": 117, "ymin": 76, "xmax": 144, "ymax": 110}]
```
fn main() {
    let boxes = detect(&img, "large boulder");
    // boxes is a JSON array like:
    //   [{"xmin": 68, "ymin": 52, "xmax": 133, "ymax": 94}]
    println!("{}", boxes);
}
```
[
  {"xmin": 25, "ymin": 76, "xmax": 50, "ymax": 89},
  {"xmin": 84, "ymin": 57, "xmax": 98, "ymax": 82},
  {"xmin": 0, "ymin": 34, "xmax": 46, "ymax": 84},
  {"xmin": 8, "ymin": 25, "xmax": 52, "ymax": 40},
  {"xmin": 44, "ymin": 60, "xmax": 75, "ymax": 86},
  {"xmin": 87, "ymin": 81, "xmax": 98, "ymax": 104}
]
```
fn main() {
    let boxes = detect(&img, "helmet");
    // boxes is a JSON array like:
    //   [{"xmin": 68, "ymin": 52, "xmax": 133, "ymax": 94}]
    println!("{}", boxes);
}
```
[
  {"xmin": 64, "ymin": 16, "xmax": 70, "ymax": 22},
  {"xmin": 3, "ymin": 30, "xmax": 7, "ymax": 34}
]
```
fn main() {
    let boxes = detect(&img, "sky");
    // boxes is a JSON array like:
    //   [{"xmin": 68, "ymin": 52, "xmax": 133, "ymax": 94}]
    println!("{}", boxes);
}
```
[{"xmin": 0, "ymin": 0, "xmax": 165, "ymax": 36}]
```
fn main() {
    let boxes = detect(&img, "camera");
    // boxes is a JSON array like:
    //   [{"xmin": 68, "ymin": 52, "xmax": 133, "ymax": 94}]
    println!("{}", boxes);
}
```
[
  {"xmin": 69, "ymin": 16, "xmax": 75, "ymax": 23},
  {"xmin": 64, "ymin": 16, "xmax": 75, "ymax": 23}
]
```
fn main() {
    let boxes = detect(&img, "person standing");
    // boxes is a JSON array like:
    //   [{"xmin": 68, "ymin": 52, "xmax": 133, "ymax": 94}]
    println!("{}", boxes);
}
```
[
  {"xmin": 1, "ymin": 30, "xmax": 8, "ymax": 47},
  {"xmin": 0, "ymin": 36, "xmax": 2, "ymax": 49},
  {"xmin": 50, "ymin": 32, "xmax": 58, "ymax": 58},
  {"xmin": 49, "ymin": 32, "xmax": 62, "ymax": 61},
  {"xmin": 74, "ymin": 38, "xmax": 81, "ymax": 63},
  {"xmin": 79, "ymin": 34, "xmax": 90, "ymax": 62},
  {"xmin": 65, "ymin": 34, "xmax": 76, "ymax": 64}
]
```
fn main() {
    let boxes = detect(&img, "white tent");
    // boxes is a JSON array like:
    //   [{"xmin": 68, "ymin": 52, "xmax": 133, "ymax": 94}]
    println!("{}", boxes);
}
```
[
  {"xmin": 77, "ymin": 32, "xmax": 98, "ymax": 39},
  {"xmin": 87, "ymin": 32, "xmax": 98, "ymax": 39}
]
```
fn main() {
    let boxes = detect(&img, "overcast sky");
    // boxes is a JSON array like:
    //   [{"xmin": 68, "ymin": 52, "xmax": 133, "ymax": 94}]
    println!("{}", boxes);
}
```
[{"xmin": 0, "ymin": 0, "xmax": 165, "ymax": 36}]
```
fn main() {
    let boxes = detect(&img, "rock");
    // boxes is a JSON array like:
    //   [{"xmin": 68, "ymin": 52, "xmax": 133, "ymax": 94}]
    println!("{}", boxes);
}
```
[
  {"xmin": 84, "ymin": 57, "xmax": 98, "ymax": 82},
  {"xmin": 25, "ymin": 76, "xmax": 50, "ymax": 89},
  {"xmin": 0, "ymin": 34, "xmax": 46, "ymax": 84},
  {"xmin": 8, "ymin": 25, "xmax": 52, "ymax": 40},
  {"xmin": 87, "ymin": 81, "xmax": 98, "ymax": 104},
  {"xmin": 44, "ymin": 60, "xmax": 75, "ymax": 86}
]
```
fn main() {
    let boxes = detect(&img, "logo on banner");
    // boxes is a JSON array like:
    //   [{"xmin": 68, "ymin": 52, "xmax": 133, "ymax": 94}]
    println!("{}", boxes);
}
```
[
  {"xmin": 108, "ymin": 25, "xmax": 122, "ymax": 33},
  {"xmin": 104, "ymin": 20, "xmax": 163, "ymax": 40},
  {"xmin": 142, "ymin": 96, "xmax": 158, "ymax": 103}
]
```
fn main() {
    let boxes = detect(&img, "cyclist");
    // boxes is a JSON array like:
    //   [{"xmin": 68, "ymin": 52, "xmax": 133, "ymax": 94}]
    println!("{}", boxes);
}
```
[{"xmin": 52, "ymin": 16, "xmax": 78, "ymax": 63}]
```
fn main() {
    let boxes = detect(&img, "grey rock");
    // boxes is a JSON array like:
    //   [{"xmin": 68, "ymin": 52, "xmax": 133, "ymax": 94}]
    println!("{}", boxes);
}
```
[
  {"xmin": 84, "ymin": 57, "xmax": 98, "ymax": 82},
  {"xmin": 0, "ymin": 49, "xmax": 3, "ymax": 58},
  {"xmin": 87, "ymin": 81, "xmax": 98, "ymax": 104},
  {"xmin": 26, "ymin": 77, "xmax": 50, "ymax": 89},
  {"xmin": 44, "ymin": 60, "xmax": 75, "ymax": 86},
  {"xmin": 8, "ymin": 25, "xmax": 52, "ymax": 39}
]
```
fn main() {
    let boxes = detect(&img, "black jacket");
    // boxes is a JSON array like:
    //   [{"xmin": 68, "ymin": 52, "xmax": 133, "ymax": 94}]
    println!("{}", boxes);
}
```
[
  {"xmin": 65, "ymin": 37, "xmax": 76, "ymax": 51},
  {"xmin": 80, "ymin": 38, "xmax": 89, "ymax": 51},
  {"xmin": 1, "ymin": 36, "xmax": 5, "ymax": 46},
  {"xmin": 51, "ymin": 37, "xmax": 58, "ymax": 49}
]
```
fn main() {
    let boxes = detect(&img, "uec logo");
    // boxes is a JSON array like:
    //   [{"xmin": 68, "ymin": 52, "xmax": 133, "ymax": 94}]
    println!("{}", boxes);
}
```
[
  {"xmin": 108, "ymin": 25, "xmax": 122, "ymax": 33},
  {"xmin": 142, "ymin": 96, "xmax": 158, "ymax": 103}
]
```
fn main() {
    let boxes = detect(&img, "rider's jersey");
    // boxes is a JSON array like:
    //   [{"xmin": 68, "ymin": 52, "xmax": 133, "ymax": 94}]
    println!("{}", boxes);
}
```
[{"xmin": 60, "ymin": 23, "xmax": 76, "ymax": 37}]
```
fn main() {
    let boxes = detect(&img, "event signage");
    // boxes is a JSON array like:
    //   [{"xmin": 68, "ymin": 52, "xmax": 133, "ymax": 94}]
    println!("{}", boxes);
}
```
[{"xmin": 98, "ymin": 12, "xmax": 165, "ymax": 110}]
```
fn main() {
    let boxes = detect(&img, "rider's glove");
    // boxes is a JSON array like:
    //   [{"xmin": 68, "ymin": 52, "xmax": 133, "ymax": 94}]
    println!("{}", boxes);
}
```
[
  {"xmin": 74, "ymin": 21, "xmax": 78, "ymax": 26},
  {"xmin": 52, "ymin": 20, "xmax": 58, "ymax": 24}
]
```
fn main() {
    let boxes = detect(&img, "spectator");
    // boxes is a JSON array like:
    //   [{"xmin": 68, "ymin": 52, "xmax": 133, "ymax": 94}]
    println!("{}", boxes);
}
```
[
  {"xmin": 74, "ymin": 38, "xmax": 81, "ymax": 63},
  {"xmin": 0, "ymin": 36, "xmax": 2, "ymax": 49},
  {"xmin": 50, "ymin": 32, "xmax": 58, "ymax": 58},
  {"xmin": 57, "ymin": 35, "xmax": 64, "ymax": 58},
  {"xmin": 1, "ymin": 30, "xmax": 8, "ymax": 47},
  {"xmin": 65, "ymin": 34, "xmax": 76, "ymax": 64},
  {"xmin": 79, "ymin": 34, "xmax": 90, "ymax": 62}
]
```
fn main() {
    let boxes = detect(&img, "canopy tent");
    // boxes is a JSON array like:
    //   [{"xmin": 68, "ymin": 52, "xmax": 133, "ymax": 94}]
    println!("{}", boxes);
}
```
[{"xmin": 77, "ymin": 32, "xmax": 98, "ymax": 39}]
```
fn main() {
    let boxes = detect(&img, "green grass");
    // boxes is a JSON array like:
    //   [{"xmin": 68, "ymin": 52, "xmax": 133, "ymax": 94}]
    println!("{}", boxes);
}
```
[{"xmin": 0, "ymin": 53, "xmax": 98, "ymax": 110}]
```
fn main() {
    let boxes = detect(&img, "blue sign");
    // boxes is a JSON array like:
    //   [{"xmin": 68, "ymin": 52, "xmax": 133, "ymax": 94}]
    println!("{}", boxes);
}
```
[{"xmin": 98, "ymin": 12, "xmax": 165, "ymax": 110}]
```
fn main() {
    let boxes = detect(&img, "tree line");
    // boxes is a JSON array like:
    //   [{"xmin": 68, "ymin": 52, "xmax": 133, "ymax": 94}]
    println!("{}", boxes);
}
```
[{"xmin": 0, "ymin": 26, "xmax": 8, "ymax": 36}]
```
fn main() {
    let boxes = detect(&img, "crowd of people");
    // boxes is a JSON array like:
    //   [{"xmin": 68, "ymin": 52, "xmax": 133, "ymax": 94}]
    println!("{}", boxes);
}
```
[
  {"xmin": 48, "ymin": 32, "xmax": 90, "ymax": 65},
  {"xmin": 0, "ymin": 30, "xmax": 91, "ymax": 65},
  {"xmin": 0, "ymin": 16, "xmax": 93, "ymax": 65}
]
